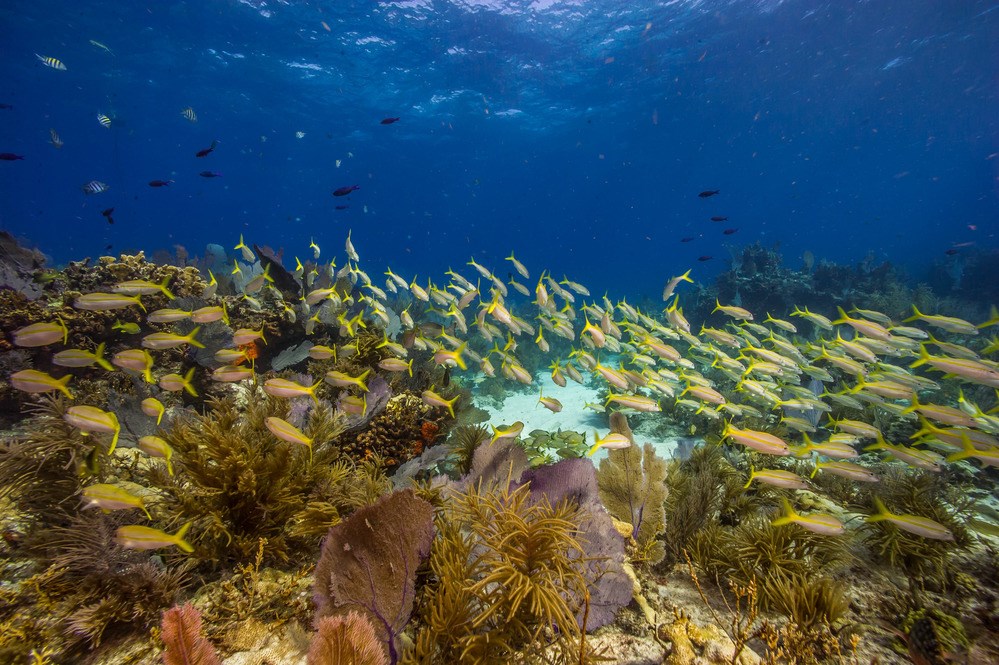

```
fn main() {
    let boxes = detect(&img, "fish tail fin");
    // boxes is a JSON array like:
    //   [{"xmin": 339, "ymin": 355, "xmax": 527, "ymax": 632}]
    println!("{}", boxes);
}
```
[
  {"xmin": 946, "ymin": 435, "xmax": 977, "ymax": 463},
  {"xmin": 832, "ymin": 306, "xmax": 849, "ymax": 325},
  {"xmin": 910, "ymin": 344, "xmax": 931, "ymax": 369},
  {"xmin": 454, "ymin": 342, "xmax": 468, "ymax": 370},
  {"xmin": 187, "ymin": 326, "xmax": 205, "ymax": 349},
  {"xmin": 57, "ymin": 374, "xmax": 74, "ymax": 399},
  {"xmin": 182, "ymin": 367, "xmax": 198, "ymax": 397},
  {"xmin": 58, "ymin": 316, "xmax": 69, "ymax": 345},
  {"xmin": 136, "ymin": 295, "xmax": 146, "ymax": 313},
  {"xmin": 900, "ymin": 392, "xmax": 921, "ymax": 414},
  {"xmin": 910, "ymin": 416, "xmax": 939, "ymax": 440},
  {"xmin": 809, "ymin": 464, "xmax": 820, "ymax": 479},
  {"xmin": 406, "ymin": 359, "xmax": 413, "ymax": 377},
  {"xmin": 446, "ymin": 396, "xmax": 457, "ymax": 419},
  {"xmin": 159, "ymin": 276, "xmax": 175, "ymax": 299},
  {"xmin": 680, "ymin": 269, "xmax": 693, "ymax": 283},
  {"xmin": 173, "ymin": 522, "xmax": 194, "ymax": 553},
  {"xmin": 743, "ymin": 465, "xmax": 755, "ymax": 489},
  {"xmin": 109, "ymin": 423, "xmax": 120, "ymax": 456},
  {"xmin": 866, "ymin": 497, "xmax": 891, "ymax": 522},
  {"xmin": 903, "ymin": 304, "xmax": 922, "ymax": 323},
  {"xmin": 771, "ymin": 498, "xmax": 797, "ymax": 527},
  {"xmin": 356, "ymin": 369, "xmax": 370, "ymax": 392},
  {"xmin": 976, "ymin": 305, "xmax": 999, "ymax": 329},
  {"xmin": 712, "ymin": 299, "xmax": 721, "ymax": 313},
  {"xmin": 94, "ymin": 342, "xmax": 115, "ymax": 372}
]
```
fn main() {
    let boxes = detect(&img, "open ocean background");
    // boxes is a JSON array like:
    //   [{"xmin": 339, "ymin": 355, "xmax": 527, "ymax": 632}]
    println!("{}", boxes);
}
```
[{"xmin": 0, "ymin": 0, "xmax": 996, "ymax": 298}]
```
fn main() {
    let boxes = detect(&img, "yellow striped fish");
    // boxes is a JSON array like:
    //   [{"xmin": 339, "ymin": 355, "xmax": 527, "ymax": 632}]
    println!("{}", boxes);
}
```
[{"xmin": 35, "ymin": 54, "xmax": 66, "ymax": 70}]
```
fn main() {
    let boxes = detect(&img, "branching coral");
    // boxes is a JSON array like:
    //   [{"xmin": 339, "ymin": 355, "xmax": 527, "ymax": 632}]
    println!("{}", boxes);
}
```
[
  {"xmin": 854, "ymin": 468, "xmax": 972, "ymax": 585},
  {"xmin": 660, "ymin": 443, "xmax": 743, "ymax": 568},
  {"xmin": 403, "ymin": 481, "xmax": 597, "ymax": 664},
  {"xmin": 690, "ymin": 516, "xmax": 848, "ymax": 611},
  {"xmin": 145, "ymin": 392, "xmax": 383, "ymax": 566},
  {"xmin": 596, "ymin": 413, "xmax": 667, "ymax": 566}
]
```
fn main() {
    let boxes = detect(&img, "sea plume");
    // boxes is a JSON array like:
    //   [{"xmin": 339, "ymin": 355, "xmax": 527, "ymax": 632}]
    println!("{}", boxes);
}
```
[
  {"xmin": 160, "ymin": 604, "xmax": 220, "ymax": 665},
  {"xmin": 309, "ymin": 611, "xmax": 389, "ymax": 665}
]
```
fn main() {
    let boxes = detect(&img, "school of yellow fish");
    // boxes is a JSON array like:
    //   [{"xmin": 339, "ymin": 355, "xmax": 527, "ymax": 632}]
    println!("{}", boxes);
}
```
[{"xmin": 9, "ymin": 230, "xmax": 999, "ymax": 550}]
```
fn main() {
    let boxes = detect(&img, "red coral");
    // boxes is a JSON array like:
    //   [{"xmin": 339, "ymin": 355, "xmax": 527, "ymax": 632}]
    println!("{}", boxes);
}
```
[{"xmin": 420, "ymin": 420, "xmax": 439, "ymax": 445}]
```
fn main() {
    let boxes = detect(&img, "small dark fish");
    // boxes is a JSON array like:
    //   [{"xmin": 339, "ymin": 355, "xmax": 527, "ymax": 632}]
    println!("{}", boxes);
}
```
[
  {"xmin": 335, "ymin": 205, "xmax": 349, "ymax": 210},
  {"xmin": 380, "ymin": 117, "xmax": 400, "ymax": 125},
  {"xmin": 333, "ymin": 185, "xmax": 359, "ymax": 196},
  {"xmin": 680, "ymin": 237, "xmax": 695, "ymax": 243},
  {"xmin": 0, "ymin": 153, "xmax": 25, "ymax": 161},
  {"xmin": 0, "ymin": 104, "xmax": 13, "ymax": 110},
  {"xmin": 710, "ymin": 216, "xmax": 728, "ymax": 222},
  {"xmin": 723, "ymin": 228, "xmax": 739, "ymax": 235},
  {"xmin": 698, "ymin": 190, "xmax": 720, "ymax": 198},
  {"xmin": 944, "ymin": 248, "xmax": 959, "ymax": 256},
  {"xmin": 148, "ymin": 179, "xmax": 174, "ymax": 187},
  {"xmin": 104, "ymin": 244, "xmax": 113, "ymax": 252},
  {"xmin": 199, "ymin": 171, "xmax": 221, "ymax": 178},
  {"xmin": 101, "ymin": 207, "xmax": 115, "ymax": 224},
  {"xmin": 697, "ymin": 255, "xmax": 713, "ymax": 262},
  {"xmin": 195, "ymin": 139, "xmax": 218, "ymax": 158}
]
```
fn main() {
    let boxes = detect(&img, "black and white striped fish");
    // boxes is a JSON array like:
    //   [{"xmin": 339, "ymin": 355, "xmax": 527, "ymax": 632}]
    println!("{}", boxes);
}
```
[
  {"xmin": 181, "ymin": 107, "xmax": 197, "ymax": 123},
  {"xmin": 81, "ymin": 180, "xmax": 109, "ymax": 195},
  {"xmin": 97, "ymin": 113, "xmax": 111, "ymax": 128}
]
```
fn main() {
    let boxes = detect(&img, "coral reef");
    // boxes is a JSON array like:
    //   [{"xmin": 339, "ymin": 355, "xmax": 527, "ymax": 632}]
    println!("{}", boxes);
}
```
[
  {"xmin": 597, "ymin": 412, "xmax": 668, "ymax": 566},
  {"xmin": 347, "ymin": 392, "xmax": 442, "ymax": 467},
  {"xmin": 147, "ymin": 392, "xmax": 386, "ymax": 566}
]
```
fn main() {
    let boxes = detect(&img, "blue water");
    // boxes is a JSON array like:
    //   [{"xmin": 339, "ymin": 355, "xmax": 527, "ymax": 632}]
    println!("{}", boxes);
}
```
[{"xmin": 1, "ymin": 0, "xmax": 996, "ymax": 298}]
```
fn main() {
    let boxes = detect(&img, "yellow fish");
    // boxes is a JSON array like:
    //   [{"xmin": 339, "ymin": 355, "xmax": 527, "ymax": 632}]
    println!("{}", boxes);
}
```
[
  {"xmin": 421, "ymin": 388, "xmax": 459, "ymax": 418},
  {"xmin": 13, "ymin": 318, "xmax": 68, "ymax": 347},
  {"xmin": 64, "ymin": 405, "xmax": 120, "ymax": 454},
  {"xmin": 82, "ymin": 484, "xmax": 150, "ymax": 519},
  {"xmin": 10, "ymin": 369, "xmax": 73, "ymax": 398},
  {"xmin": 53, "ymin": 342, "xmax": 115, "ymax": 371},
  {"xmin": 772, "ymin": 499, "xmax": 844, "ymax": 536},
  {"xmin": 116, "ymin": 523, "xmax": 193, "ymax": 552},
  {"xmin": 141, "ymin": 397, "xmax": 165, "ymax": 425},
  {"xmin": 138, "ymin": 436, "xmax": 174, "ymax": 475},
  {"xmin": 866, "ymin": 498, "xmax": 953, "ymax": 541},
  {"xmin": 265, "ymin": 417, "xmax": 313, "ymax": 462}
]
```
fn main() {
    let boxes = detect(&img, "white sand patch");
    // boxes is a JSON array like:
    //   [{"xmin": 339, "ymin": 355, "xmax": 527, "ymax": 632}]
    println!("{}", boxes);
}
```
[{"xmin": 471, "ymin": 373, "xmax": 690, "ymax": 462}]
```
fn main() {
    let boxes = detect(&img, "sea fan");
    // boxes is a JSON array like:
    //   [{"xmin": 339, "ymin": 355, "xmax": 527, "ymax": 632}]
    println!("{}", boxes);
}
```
[
  {"xmin": 160, "ymin": 604, "xmax": 220, "ymax": 665},
  {"xmin": 313, "ymin": 488, "xmax": 435, "ymax": 663},
  {"xmin": 309, "ymin": 611, "xmax": 389, "ymax": 665}
]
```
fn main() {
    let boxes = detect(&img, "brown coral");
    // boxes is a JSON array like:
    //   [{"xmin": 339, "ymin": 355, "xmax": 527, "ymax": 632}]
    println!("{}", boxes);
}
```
[{"xmin": 348, "ymin": 393, "xmax": 437, "ymax": 467}]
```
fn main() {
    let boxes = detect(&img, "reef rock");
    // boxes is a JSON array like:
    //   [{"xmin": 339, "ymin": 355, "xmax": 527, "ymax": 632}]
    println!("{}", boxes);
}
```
[{"xmin": 659, "ymin": 613, "xmax": 761, "ymax": 665}]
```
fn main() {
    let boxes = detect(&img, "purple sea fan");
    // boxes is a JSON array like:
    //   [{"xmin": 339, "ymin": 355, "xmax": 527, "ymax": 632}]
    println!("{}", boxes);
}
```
[{"xmin": 313, "ymin": 489, "xmax": 434, "ymax": 664}]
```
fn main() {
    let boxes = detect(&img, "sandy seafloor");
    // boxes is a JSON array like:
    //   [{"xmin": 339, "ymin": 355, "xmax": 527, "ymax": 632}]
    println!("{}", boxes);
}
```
[{"xmin": 474, "ymin": 373, "xmax": 685, "ymax": 463}]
